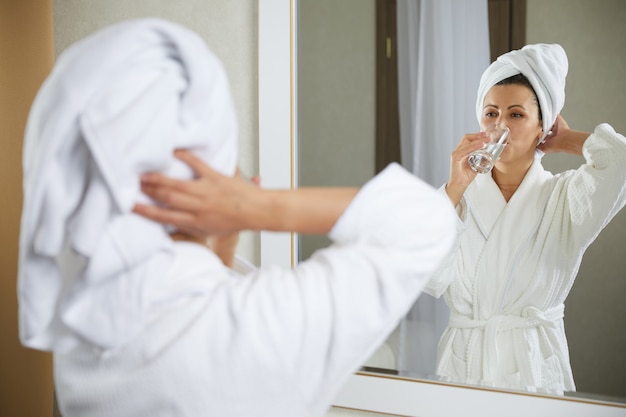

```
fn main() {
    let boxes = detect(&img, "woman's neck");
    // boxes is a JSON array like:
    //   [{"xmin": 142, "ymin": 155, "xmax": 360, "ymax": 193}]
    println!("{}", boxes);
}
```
[{"xmin": 492, "ymin": 158, "xmax": 534, "ymax": 202}]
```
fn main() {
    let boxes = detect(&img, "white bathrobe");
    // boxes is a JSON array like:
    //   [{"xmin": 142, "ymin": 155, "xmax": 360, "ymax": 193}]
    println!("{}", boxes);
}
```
[
  {"xmin": 17, "ymin": 18, "xmax": 455, "ymax": 417},
  {"xmin": 53, "ymin": 164, "xmax": 456, "ymax": 417},
  {"xmin": 425, "ymin": 124, "xmax": 626, "ymax": 394}
]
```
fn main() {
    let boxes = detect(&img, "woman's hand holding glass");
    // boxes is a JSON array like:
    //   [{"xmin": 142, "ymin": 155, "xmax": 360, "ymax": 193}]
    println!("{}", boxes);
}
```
[{"xmin": 445, "ymin": 132, "xmax": 489, "ymax": 207}]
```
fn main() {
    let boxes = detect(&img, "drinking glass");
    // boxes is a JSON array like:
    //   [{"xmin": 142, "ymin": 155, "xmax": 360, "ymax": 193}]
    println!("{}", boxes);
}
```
[{"xmin": 468, "ymin": 124, "xmax": 510, "ymax": 174}]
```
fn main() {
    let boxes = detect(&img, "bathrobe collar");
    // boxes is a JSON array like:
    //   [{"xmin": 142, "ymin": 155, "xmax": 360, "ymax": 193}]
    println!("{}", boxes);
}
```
[
  {"xmin": 464, "ymin": 152, "xmax": 552, "ymax": 241},
  {"xmin": 464, "ymin": 152, "xmax": 554, "ymax": 319}
]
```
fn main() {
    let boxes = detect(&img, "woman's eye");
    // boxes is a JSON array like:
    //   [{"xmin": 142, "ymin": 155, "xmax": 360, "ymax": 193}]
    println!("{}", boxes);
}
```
[
  {"xmin": 485, "ymin": 112, "xmax": 497, "ymax": 117},
  {"xmin": 511, "ymin": 113, "xmax": 523, "ymax": 118}
]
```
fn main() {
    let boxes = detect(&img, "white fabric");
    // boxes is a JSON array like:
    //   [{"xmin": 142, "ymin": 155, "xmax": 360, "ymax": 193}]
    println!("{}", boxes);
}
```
[
  {"xmin": 425, "ymin": 124, "xmax": 626, "ymax": 394},
  {"xmin": 395, "ymin": 0, "xmax": 490, "ymax": 378},
  {"xmin": 53, "ymin": 164, "xmax": 457, "ymax": 417},
  {"xmin": 397, "ymin": 0, "xmax": 489, "ymax": 184},
  {"xmin": 476, "ymin": 43, "xmax": 568, "ymax": 142},
  {"xmin": 18, "ymin": 18, "xmax": 238, "ymax": 351}
]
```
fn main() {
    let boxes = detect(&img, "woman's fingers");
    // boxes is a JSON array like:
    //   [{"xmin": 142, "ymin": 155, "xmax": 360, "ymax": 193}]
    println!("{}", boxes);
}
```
[
  {"xmin": 133, "ymin": 200, "xmax": 237, "ymax": 236},
  {"xmin": 458, "ymin": 132, "xmax": 488, "ymax": 149},
  {"xmin": 138, "ymin": 150, "xmax": 224, "ymax": 201},
  {"xmin": 452, "ymin": 133, "xmax": 487, "ymax": 162},
  {"xmin": 132, "ymin": 203, "xmax": 197, "ymax": 228},
  {"xmin": 140, "ymin": 177, "xmax": 207, "ymax": 211},
  {"xmin": 448, "ymin": 133, "xmax": 486, "ymax": 187},
  {"xmin": 140, "ymin": 171, "xmax": 200, "ymax": 196},
  {"xmin": 139, "ymin": 151, "xmax": 227, "ymax": 210},
  {"xmin": 174, "ymin": 149, "xmax": 222, "ymax": 179},
  {"xmin": 134, "ymin": 150, "xmax": 261, "ymax": 236},
  {"xmin": 172, "ymin": 224, "xmax": 213, "ymax": 239},
  {"xmin": 537, "ymin": 114, "xmax": 574, "ymax": 153},
  {"xmin": 457, "ymin": 138, "xmax": 486, "ymax": 157}
]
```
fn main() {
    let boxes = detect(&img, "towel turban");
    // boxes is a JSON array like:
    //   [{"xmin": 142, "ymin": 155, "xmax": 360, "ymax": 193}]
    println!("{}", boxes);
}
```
[
  {"xmin": 475, "ymin": 43, "xmax": 568, "ymax": 141},
  {"xmin": 18, "ymin": 18, "xmax": 238, "ymax": 351}
]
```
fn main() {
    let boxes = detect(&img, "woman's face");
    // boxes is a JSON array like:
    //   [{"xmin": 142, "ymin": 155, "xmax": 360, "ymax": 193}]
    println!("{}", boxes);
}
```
[{"xmin": 480, "ymin": 84, "xmax": 544, "ymax": 166}]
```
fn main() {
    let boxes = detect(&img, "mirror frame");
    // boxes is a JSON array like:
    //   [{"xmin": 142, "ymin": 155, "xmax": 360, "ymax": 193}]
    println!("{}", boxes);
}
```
[
  {"xmin": 258, "ymin": 1, "xmax": 625, "ymax": 415},
  {"xmin": 258, "ymin": 0, "xmax": 299, "ymax": 269}
]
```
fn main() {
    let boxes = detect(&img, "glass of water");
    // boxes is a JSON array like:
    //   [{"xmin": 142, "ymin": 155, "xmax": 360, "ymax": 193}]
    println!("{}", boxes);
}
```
[{"xmin": 468, "ymin": 124, "xmax": 510, "ymax": 174}]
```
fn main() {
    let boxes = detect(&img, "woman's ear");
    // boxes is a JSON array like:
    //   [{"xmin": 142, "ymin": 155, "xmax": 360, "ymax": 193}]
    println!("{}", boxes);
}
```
[{"xmin": 536, "ymin": 128, "xmax": 545, "ymax": 146}]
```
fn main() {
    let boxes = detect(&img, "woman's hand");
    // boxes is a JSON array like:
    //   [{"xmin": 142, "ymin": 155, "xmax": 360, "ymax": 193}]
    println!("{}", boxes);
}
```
[
  {"xmin": 134, "ymin": 149, "xmax": 359, "ymax": 239},
  {"xmin": 445, "ymin": 132, "xmax": 488, "ymax": 207},
  {"xmin": 536, "ymin": 114, "xmax": 589, "ymax": 155},
  {"xmin": 133, "ymin": 150, "xmax": 263, "ymax": 238}
]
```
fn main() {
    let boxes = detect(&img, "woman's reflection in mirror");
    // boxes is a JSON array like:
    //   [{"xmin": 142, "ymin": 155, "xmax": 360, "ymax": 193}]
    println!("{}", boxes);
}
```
[{"xmin": 424, "ymin": 43, "xmax": 626, "ymax": 394}]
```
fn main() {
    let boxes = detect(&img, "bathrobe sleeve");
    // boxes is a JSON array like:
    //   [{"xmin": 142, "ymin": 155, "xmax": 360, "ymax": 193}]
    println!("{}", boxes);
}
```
[
  {"xmin": 230, "ymin": 163, "xmax": 456, "ymax": 415},
  {"xmin": 558, "ymin": 123, "xmax": 626, "ymax": 249},
  {"xmin": 423, "ymin": 124, "xmax": 626, "ymax": 299},
  {"xmin": 52, "ymin": 163, "xmax": 457, "ymax": 417}
]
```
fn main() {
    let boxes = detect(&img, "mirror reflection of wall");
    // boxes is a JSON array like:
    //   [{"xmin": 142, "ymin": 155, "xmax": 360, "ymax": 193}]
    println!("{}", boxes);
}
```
[
  {"xmin": 299, "ymin": 0, "xmax": 376, "ymax": 260},
  {"xmin": 527, "ymin": 0, "xmax": 626, "ymax": 402},
  {"xmin": 298, "ymin": 0, "xmax": 626, "ymax": 402}
]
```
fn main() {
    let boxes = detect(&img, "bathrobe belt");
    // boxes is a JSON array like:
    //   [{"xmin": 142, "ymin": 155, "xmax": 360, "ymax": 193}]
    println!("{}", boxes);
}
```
[{"xmin": 449, "ymin": 304, "xmax": 564, "ymax": 383}]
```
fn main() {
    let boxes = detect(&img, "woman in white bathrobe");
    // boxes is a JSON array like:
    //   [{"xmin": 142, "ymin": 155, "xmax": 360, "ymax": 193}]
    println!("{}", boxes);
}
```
[
  {"xmin": 425, "ymin": 44, "xmax": 626, "ymax": 394},
  {"xmin": 18, "ymin": 19, "xmax": 456, "ymax": 417}
]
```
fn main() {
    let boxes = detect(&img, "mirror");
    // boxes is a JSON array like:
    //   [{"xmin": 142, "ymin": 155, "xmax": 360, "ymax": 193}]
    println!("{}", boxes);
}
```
[{"xmin": 296, "ymin": 0, "xmax": 626, "ymax": 405}]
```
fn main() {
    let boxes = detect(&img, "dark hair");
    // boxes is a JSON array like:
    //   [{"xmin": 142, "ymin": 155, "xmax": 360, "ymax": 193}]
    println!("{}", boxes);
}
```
[{"xmin": 495, "ymin": 74, "xmax": 543, "ymax": 121}]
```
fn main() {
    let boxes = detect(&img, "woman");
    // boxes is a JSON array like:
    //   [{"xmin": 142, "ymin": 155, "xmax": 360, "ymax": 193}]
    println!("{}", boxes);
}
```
[
  {"xmin": 424, "ymin": 44, "xmax": 626, "ymax": 394},
  {"xmin": 18, "ymin": 19, "xmax": 456, "ymax": 417}
]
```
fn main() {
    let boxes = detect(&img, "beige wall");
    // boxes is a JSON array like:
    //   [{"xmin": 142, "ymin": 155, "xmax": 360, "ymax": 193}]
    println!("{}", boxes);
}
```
[
  {"xmin": 527, "ymin": 0, "xmax": 626, "ymax": 399},
  {"xmin": 0, "ymin": 2, "xmax": 55, "ymax": 416}
]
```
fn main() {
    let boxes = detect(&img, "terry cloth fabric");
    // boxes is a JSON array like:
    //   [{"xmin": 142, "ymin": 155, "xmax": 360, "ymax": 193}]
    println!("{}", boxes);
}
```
[
  {"xmin": 475, "ymin": 43, "xmax": 568, "ymax": 141},
  {"xmin": 18, "ymin": 18, "xmax": 238, "ymax": 352}
]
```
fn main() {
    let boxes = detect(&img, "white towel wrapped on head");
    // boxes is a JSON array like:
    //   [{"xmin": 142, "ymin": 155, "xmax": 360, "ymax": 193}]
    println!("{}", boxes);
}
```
[
  {"xmin": 475, "ymin": 43, "xmax": 568, "ymax": 141},
  {"xmin": 19, "ymin": 18, "xmax": 238, "ymax": 351}
]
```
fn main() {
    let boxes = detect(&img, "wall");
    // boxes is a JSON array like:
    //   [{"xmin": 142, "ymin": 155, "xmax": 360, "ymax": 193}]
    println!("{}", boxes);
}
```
[
  {"xmin": 527, "ymin": 0, "xmax": 626, "ymax": 399},
  {"xmin": 0, "ymin": 1, "xmax": 55, "ymax": 416},
  {"xmin": 53, "ymin": 0, "xmax": 260, "ymax": 264}
]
